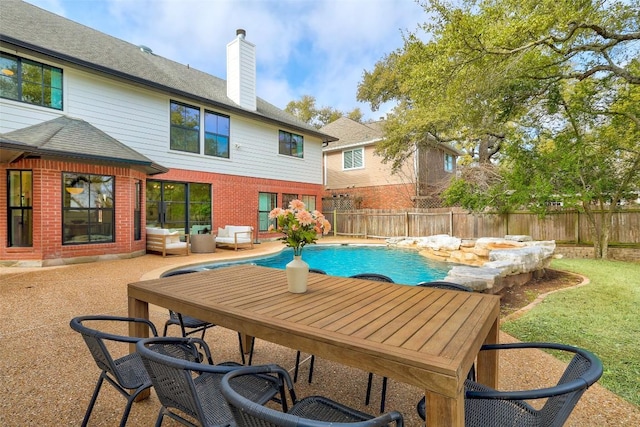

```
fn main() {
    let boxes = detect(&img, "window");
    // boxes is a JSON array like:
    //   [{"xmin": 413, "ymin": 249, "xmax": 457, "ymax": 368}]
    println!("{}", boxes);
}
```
[
  {"xmin": 0, "ymin": 53, "xmax": 63, "ymax": 110},
  {"xmin": 63, "ymin": 173, "xmax": 114, "ymax": 244},
  {"xmin": 134, "ymin": 180, "xmax": 141, "ymax": 240},
  {"xmin": 204, "ymin": 110, "xmax": 230, "ymax": 158},
  {"xmin": 301, "ymin": 195, "xmax": 316, "ymax": 211},
  {"xmin": 279, "ymin": 130, "xmax": 303, "ymax": 158},
  {"xmin": 7, "ymin": 170, "xmax": 33, "ymax": 247},
  {"xmin": 189, "ymin": 183, "xmax": 212, "ymax": 232},
  {"xmin": 170, "ymin": 101, "xmax": 200, "ymax": 153},
  {"xmin": 282, "ymin": 193, "xmax": 298, "ymax": 209},
  {"xmin": 444, "ymin": 153, "xmax": 455, "ymax": 172},
  {"xmin": 343, "ymin": 148, "xmax": 364, "ymax": 170},
  {"xmin": 258, "ymin": 192, "xmax": 278, "ymax": 232}
]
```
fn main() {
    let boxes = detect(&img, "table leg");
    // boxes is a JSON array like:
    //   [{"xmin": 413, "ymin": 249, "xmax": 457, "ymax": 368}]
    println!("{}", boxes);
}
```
[
  {"xmin": 426, "ymin": 390, "xmax": 465, "ymax": 426},
  {"xmin": 240, "ymin": 333, "xmax": 253, "ymax": 356},
  {"xmin": 476, "ymin": 315, "xmax": 499, "ymax": 388},
  {"xmin": 128, "ymin": 295, "xmax": 150, "ymax": 400}
]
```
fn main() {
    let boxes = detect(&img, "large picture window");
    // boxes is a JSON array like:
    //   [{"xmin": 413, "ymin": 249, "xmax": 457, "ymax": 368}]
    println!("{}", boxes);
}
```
[
  {"xmin": 0, "ymin": 53, "xmax": 63, "ymax": 110},
  {"xmin": 63, "ymin": 173, "xmax": 114, "ymax": 244},
  {"xmin": 7, "ymin": 170, "xmax": 33, "ymax": 247},
  {"xmin": 170, "ymin": 101, "xmax": 200, "ymax": 153},
  {"xmin": 279, "ymin": 130, "xmax": 303, "ymax": 158},
  {"xmin": 343, "ymin": 148, "xmax": 364, "ymax": 170},
  {"xmin": 204, "ymin": 110, "xmax": 230, "ymax": 158}
]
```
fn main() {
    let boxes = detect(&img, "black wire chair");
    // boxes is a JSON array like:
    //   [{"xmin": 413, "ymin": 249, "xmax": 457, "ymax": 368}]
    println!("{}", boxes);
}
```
[
  {"xmin": 347, "ymin": 273, "xmax": 396, "ymax": 413},
  {"xmin": 69, "ymin": 315, "xmax": 197, "ymax": 427},
  {"xmin": 416, "ymin": 342, "xmax": 603, "ymax": 426},
  {"xmin": 293, "ymin": 268, "xmax": 326, "ymax": 383},
  {"xmin": 137, "ymin": 337, "xmax": 286, "ymax": 427},
  {"xmin": 160, "ymin": 269, "xmax": 254, "ymax": 365},
  {"xmin": 221, "ymin": 364, "xmax": 404, "ymax": 427}
]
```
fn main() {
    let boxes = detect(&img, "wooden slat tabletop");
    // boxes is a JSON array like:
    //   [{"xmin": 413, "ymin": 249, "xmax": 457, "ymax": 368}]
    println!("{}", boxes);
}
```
[{"xmin": 128, "ymin": 264, "xmax": 500, "ymax": 402}]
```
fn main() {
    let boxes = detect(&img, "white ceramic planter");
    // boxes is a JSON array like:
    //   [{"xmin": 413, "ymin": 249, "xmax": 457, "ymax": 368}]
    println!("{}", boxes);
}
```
[{"xmin": 286, "ymin": 255, "xmax": 309, "ymax": 293}]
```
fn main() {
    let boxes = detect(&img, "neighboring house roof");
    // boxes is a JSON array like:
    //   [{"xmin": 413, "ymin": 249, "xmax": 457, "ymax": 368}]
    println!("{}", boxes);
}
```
[
  {"xmin": 0, "ymin": 0, "xmax": 336, "ymax": 143},
  {"xmin": 322, "ymin": 117, "xmax": 462, "ymax": 156},
  {"xmin": 320, "ymin": 117, "xmax": 384, "ymax": 151},
  {"xmin": 0, "ymin": 116, "xmax": 168, "ymax": 174}
]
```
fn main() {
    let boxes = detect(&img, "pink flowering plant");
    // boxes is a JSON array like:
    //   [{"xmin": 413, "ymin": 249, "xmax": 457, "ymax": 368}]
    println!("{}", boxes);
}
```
[{"xmin": 268, "ymin": 199, "xmax": 331, "ymax": 256}]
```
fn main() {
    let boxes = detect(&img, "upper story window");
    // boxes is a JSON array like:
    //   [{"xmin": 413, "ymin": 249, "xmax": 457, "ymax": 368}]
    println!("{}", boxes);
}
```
[
  {"xmin": 204, "ymin": 110, "xmax": 230, "ymax": 158},
  {"xmin": 0, "ymin": 53, "xmax": 63, "ymax": 110},
  {"xmin": 343, "ymin": 147, "xmax": 364, "ymax": 170},
  {"xmin": 279, "ymin": 130, "xmax": 303, "ymax": 158},
  {"xmin": 170, "ymin": 101, "xmax": 200, "ymax": 153},
  {"xmin": 444, "ymin": 153, "xmax": 455, "ymax": 172}
]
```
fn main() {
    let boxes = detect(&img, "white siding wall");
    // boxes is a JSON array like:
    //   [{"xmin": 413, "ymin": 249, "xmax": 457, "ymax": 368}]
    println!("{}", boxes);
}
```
[{"xmin": 0, "ymin": 57, "xmax": 322, "ymax": 184}]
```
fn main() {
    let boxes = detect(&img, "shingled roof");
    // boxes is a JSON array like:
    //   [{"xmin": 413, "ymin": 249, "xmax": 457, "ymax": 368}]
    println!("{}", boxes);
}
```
[
  {"xmin": 0, "ymin": 116, "xmax": 168, "ymax": 174},
  {"xmin": 320, "ymin": 117, "xmax": 384, "ymax": 150},
  {"xmin": 0, "ymin": 0, "xmax": 337, "ymax": 143}
]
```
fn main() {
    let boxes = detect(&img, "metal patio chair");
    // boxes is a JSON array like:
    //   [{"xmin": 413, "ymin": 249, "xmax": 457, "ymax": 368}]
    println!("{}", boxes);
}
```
[
  {"xmin": 137, "ymin": 336, "xmax": 286, "ymax": 427},
  {"xmin": 293, "ymin": 268, "xmax": 326, "ymax": 383},
  {"xmin": 69, "ymin": 315, "xmax": 196, "ymax": 427},
  {"xmin": 349, "ymin": 273, "xmax": 395, "ymax": 413},
  {"xmin": 160, "ymin": 268, "xmax": 255, "ymax": 365},
  {"xmin": 221, "ymin": 364, "xmax": 404, "ymax": 427},
  {"xmin": 416, "ymin": 342, "xmax": 603, "ymax": 426}
]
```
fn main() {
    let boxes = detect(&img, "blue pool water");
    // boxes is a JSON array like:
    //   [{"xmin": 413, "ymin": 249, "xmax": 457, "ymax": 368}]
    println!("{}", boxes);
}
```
[{"xmin": 202, "ymin": 245, "xmax": 452, "ymax": 285}]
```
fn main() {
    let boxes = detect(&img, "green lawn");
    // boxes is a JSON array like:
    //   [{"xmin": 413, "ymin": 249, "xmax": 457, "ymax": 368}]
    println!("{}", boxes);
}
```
[{"xmin": 501, "ymin": 258, "xmax": 640, "ymax": 407}]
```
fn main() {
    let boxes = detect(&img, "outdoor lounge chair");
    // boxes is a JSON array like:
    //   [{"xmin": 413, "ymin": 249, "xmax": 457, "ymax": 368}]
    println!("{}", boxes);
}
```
[
  {"xmin": 137, "ymin": 337, "xmax": 285, "ymax": 427},
  {"xmin": 416, "ymin": 342, "xmax": 603, "ymax": 426},
  {"xmin": 69, "ymin": 315, "xmax": 198, "ymax": 427},
  {"xmin": 349, "ymin": 273, "xmax": 395, "ymax": 413},
  {"xmin": 160, "ymin": 269, "xmax": 255, "ymax": 364},
  {"xmin": 221, "ymin": 364, "xmax": 404, "ymax": 426}
]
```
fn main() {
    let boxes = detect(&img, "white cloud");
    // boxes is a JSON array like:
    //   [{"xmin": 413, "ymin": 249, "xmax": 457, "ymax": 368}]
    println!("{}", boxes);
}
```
[{"xmin": 26, "ymin": 0, "xmax": 425, "ymax": 120}]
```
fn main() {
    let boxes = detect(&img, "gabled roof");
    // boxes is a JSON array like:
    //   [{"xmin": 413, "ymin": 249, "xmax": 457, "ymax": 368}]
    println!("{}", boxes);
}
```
[
  {"xmin": 321, "ymin": 117, "xmax": 462, "ymax": 156},
  {"xmin": 0, "ymin": 116, "xmax": 168, "ymax": 174},
  {"xmin": 320, "ymin": 117, "xmax": 384, "ymax": 151},
  {"xmin": 0, "ymin": 0, "xmax": 336, "ymax": 143}
]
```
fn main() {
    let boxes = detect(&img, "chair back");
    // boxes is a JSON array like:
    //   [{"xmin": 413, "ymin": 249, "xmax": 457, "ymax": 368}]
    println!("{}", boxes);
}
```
[
  {"xmin": 69, "ymin": 315, "xmax": 157, "ymax": 389},
  {"xmin": 137, "ymin": 337, "xmax": 212, "ymax": 424},
  {"xmin": 221, "ymin": 365, "xmax": 403, "ymax": 427},
  {"xmin": 349, "ymin": 273, "xmax": 394, "ymax": 283},
  {"xmin": 309, "ymin": 268, "xmax": 327, "ymax": 274},
  {"xmin": 416, "ymin": 280, "xmax": 472, "ymax": 292},
  {"xmin": 465, "ymin": 342, "xmax": 603, "ymax": 427},
  {"xmin": 540, "ymin": 347, "xmax": 603, "ymax": 426}
]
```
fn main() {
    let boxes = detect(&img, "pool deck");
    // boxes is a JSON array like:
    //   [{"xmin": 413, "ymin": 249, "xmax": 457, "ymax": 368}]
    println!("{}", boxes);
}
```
[{"xmin": 1, "ymin": 236, "xmax": 638, "ymax": 426}]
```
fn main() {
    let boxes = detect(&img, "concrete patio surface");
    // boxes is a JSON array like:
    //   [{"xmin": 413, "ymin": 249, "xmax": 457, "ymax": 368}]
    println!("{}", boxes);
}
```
[{"xmin": 1, "ymin": 237, "xmax": 638, "ymax": 426}]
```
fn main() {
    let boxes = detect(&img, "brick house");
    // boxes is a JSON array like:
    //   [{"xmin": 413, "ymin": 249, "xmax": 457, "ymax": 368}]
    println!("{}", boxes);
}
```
[
  {"xmin": 0, "ymin": 0, "xmax": 335, "ymax": 266},
  {"xmin": 321, "ymin": 117, "xmax": 460, "ymax": 210}
]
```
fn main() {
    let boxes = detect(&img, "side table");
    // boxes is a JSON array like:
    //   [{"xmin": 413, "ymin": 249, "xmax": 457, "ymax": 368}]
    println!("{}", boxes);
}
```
[{"xmin": 190, "ymin": 233, "xmax": 216, "ymax": 253}]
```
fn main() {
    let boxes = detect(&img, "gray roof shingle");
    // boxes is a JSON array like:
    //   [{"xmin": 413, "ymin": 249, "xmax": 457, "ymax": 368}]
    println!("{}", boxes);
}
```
[
  {"xmin": 0, "ymin": 0, "xmax": 336, "ymax": 142},
  {"xmin": 0, "ymin": 116, "xmax": 168, "ymax": 174}
]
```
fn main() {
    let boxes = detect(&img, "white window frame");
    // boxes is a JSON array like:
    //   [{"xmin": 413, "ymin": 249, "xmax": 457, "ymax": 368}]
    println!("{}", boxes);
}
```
[
  {"xmin": 343, "ymin": 147, "xmax": 364, "ymax": 170},
  {"xmin": 444, "ymin": 153, "xmax": 455, "ymax": 172}
]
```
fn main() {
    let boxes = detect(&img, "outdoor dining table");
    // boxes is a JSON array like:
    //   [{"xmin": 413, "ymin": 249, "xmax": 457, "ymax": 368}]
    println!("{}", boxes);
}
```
[{"xmin": 127, "ymin": 264, "xmax": 500, "ymax": 426}]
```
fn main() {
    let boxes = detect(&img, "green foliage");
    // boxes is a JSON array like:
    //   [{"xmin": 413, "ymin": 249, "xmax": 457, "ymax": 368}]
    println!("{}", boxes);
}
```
[
  {"xmin": 285, "ymin": 95, "xmax": 363, "ymax": 129},
  {"xmin": 502, "ymin": 259, "xmax": 640, "ymax": 406}
]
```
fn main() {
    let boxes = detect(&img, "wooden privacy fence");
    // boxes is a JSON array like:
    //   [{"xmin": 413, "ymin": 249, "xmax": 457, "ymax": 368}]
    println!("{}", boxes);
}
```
[{"xmin": 325, "ymin": 209, "xmax": 640, "ymax": 246}]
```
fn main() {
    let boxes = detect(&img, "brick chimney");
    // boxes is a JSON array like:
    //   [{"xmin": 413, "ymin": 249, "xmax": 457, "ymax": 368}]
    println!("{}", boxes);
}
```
[{"xmin": 226, "ymin": 29, "xmax": 256, "ymax": 111}]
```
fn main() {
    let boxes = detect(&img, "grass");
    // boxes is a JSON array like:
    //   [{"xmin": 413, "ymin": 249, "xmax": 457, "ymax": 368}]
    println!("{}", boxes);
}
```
[{"xmin": 501, "ymin": 258, "xmax": 640, "ymax": 407}]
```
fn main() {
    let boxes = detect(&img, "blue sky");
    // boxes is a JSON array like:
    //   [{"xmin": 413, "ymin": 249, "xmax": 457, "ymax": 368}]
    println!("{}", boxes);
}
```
[{"xmin": 26, "ymin": 0, "xmax": 427, "ymax": 121}]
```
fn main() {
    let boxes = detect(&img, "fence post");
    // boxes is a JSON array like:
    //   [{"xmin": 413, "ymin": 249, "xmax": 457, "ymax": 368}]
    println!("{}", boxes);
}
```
[
  {"xmin": 449, "ymin": 211, "xmax": 453, "ymax": 236},
  {"xmin": 405, "ymin": 211, "xmax": 409, "ymax": 237},
  {"xmin": 333, "ymin": 209, "xmax": 337, "ymax": 237}
]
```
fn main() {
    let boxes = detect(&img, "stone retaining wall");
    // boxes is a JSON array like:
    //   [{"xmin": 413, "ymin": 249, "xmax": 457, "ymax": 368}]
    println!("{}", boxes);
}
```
[{"xmin": 387, "ymin": 235, "xmax": 556, "ymax": 294}]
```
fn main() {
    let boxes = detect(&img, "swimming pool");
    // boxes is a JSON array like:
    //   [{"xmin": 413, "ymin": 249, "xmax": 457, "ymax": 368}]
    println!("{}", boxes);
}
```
[{"xmin": 202, "ymin": 245, "xmax": 453, "ymax": 285}]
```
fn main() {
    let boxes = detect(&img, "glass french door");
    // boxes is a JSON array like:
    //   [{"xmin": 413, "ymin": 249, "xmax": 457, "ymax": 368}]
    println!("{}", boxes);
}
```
[{"xmin": 146, "ymin": 181, "xmax": 187, "ymax": 231}]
